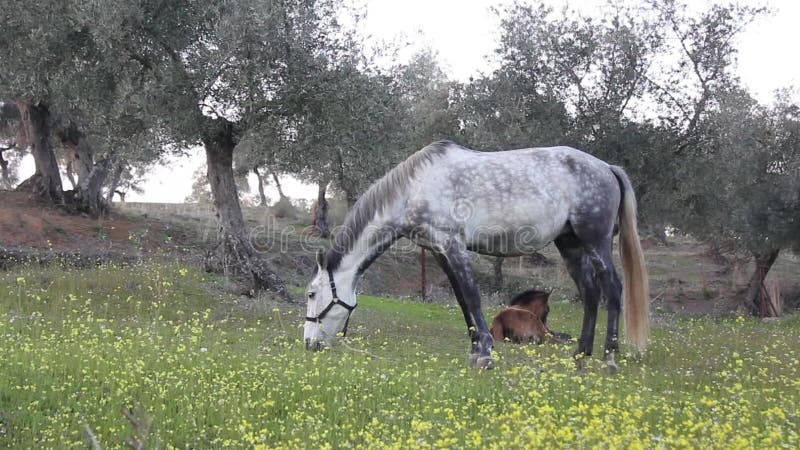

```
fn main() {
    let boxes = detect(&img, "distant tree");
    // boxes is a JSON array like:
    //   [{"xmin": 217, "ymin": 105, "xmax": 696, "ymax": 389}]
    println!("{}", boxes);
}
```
[
  {"xmin": 486, "ymin": 2, "xmax": 675, "ymax": 228},
  {"xmin": 106, "ymin": 162, "xmax": 148, "ymax": 204},
  {"xmin": 644, "ymin": 0, "xmax": 766, "ymax": 149},
  {"xmin": 99, "ymin": 0, "xmax": 346, "ymax": 296},
  {"xmin": 280, "ymin": 34, "xmax": 408, "ymax": 238},
  {"xmin": 0, "ymin": 1, "xmax": 164, "ymax": 215},
  {"xmin": 303, "ymin": 65, "xmax": 406, "ymax": 208},
  {"xmin": 252, "ymin": 166, "xmax": 269, "ymax": 208},
  {"xmin": 0, "ymin": 0, "xmax": 69, "ymax": 203},
  {"xmin": 185, "ymin": 166, "xmax": 213, "ymax": 206},
  {"xmin": 396, "ymin": 50, "xmax": 461, "ymax": 150},
  {"xmin": 0, "ymin": 145, "xmax": 21, "ymax": 190},
  {"xmin": 0, "ymin": 102, "xmax": 22, "ymax": 189},
  {"xmin": 676, "ymin": 88, "xmax": 800, "ymax": 314},
  {"xmin": 635, "ymin": 1, "xmax": 799, "ymax": 314}
]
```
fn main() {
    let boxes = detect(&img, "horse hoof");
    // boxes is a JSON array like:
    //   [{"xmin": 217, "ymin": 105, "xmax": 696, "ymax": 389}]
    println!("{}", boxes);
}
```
[
  {"xmin": 605, "ymin": 353, "xmax": 619, "ymax": 374},
  {"xmin": 574, "ymin": 357, "xmax": 587, "ymax": 373},
  {"xmin": 474, "ymin": 356, "xmax": 495, "ymax": 370}
]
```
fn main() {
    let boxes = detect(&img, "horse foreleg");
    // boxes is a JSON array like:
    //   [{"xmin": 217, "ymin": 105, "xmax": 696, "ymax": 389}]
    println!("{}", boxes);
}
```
[
  {"xmin": 433, "ymin": 241, "xmax": 494, "ymax": 369},
  {"xmin": 432, "ymin": 251, "xmax": 474, "ymax": 331}
]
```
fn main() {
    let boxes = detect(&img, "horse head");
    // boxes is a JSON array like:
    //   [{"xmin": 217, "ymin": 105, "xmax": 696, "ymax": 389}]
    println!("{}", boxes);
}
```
[
  {"xmin": 509, "ymin": 289, "xmax": 551, "ymax": 321},
  {"xmin": 303, "ymin": 250, "xmax": 357, "ymax": 351}
]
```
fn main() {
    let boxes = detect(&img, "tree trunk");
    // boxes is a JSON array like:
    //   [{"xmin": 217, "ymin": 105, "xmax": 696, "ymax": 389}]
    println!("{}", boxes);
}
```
[
  {"xmin": 744, "ymin": 249, "xmax": 780, "ymax": 317},
  {"xmin": 0, "ymin": 149, "xmax": 9, "ymax": 184},
  {"xmin": 271, "ymin": 170, "xmax": 287, "ymax": 201},
  {"xmin": 57, "ymin": 124, "xmax": 93, "ymax": 189},
  {"xmin": 81, "ymin": 155, "xmax": 114, "ymax": 217},
  {"xmin": 64, "ymin": 161, "xmax": 78, "ymax": 189},
  {"xmin": 253, "ymin": 166, "xmax": 268, "ymax": 207},
  {"xmin": 344, "ymin": 188, "xmax": 358, "ymax": 210},
  {"xmin": 106, "ymin": 162, "xmax": 125, "ymax": 203},
  {"xmin": 57, "ymin": 126, "xmax": 110, "ymax": 218},
  {"xmin": 16, "ymin": 101, "xmax": 63, "ymax": 204},
  {"xmin": 203, "ymin": 120, "xmax": 289, "ymax": 299},
  {"xmin": 311, "ymin": 180, "xmax": 330, "ymax": 237},
  {"xmin": 493, "ymin": 257, "xmax": 504, "ymax": 290}
]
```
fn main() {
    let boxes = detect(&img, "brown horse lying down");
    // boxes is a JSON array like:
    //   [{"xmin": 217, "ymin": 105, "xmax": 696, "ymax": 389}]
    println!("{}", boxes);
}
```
[{"xmin": 491, "ymin": 290, "xmax": 573, "ymax": 344}]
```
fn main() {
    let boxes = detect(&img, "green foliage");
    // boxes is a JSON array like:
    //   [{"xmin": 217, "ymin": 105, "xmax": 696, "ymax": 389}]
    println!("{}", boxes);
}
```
[
  {"xmin": 479, "ymin": 0, "xmax": 798, "ymax": 258},
  {"xmin": 0, "ymin": 264, "xmax": 798, "ymax": 447},
  {"xmin": 289, "ymin": 53, "xmax": 408, "ymax": 200},
  {"xmin": 185, "ymin": 166, "xmax": 214, "ymax": 205},
  {"xmin": 676, "ymin": 88, "xmax": 800, "ymax": 256}
]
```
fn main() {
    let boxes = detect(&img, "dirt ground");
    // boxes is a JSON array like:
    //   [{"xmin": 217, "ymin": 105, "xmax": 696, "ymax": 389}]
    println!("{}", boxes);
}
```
[{"xmin": 0, "ymin": 191, "xmax": 188, "ymax": 254}]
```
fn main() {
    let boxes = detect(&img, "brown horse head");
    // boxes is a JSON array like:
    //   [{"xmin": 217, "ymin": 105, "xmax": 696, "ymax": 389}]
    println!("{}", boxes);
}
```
[{"xmin": 508, "ymin": 289, "xmax": 551, "ymax": 323}]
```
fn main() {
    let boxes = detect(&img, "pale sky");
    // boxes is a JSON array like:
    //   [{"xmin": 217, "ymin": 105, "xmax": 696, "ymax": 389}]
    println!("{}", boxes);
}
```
[{"xmin": 16, "ymin": 0, "xmax": 800, "ymax": 203}]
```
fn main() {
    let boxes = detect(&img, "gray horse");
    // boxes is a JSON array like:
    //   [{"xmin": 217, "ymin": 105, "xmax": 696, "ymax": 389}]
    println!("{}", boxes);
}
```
[{"xmin": 304, "ymin": 140, "xmax": 649, "ymax": 369}]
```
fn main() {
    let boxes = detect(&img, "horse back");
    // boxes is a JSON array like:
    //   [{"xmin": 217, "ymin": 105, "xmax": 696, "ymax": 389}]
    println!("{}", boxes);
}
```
[{"xmin": 405, "ymin": 145, "xmax": 621, "ymax": 255}]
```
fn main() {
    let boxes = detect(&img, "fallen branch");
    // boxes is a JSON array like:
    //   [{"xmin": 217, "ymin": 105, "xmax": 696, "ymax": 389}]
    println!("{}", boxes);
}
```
[
  {"xmin": 121, "ymin": 406, "xmax": 153, "ymax": 450},
  {"xmin": 83, "ymin": 423, "xmax": 102, "ymax": 450},
  {"xmin": 340, "ymin": 339, "xmax": 383, "ymax": 360}
]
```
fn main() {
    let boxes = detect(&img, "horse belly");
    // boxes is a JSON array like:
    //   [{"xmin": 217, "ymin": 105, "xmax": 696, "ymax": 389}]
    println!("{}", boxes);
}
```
[{"xmin": 463, "ymin": 201, "xmax": 567, "ymax": 256}]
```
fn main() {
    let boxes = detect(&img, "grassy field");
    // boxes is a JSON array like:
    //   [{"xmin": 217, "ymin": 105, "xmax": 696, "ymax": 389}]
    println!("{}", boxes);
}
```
[{"xmin": 1, "ymin": 262, "xmax": 798, "ymax": 449}]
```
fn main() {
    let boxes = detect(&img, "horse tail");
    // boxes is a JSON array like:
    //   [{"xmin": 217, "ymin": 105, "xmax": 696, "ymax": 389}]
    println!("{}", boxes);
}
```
[{"xmin": 609, "ymin": 165, "xmax": 650, "ymax": 352}]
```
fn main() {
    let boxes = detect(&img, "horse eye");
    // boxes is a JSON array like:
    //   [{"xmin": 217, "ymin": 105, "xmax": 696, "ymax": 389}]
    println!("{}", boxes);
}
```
[{"xmin": 308, "ymin": 292, "xmax": 316, "ymax": 299}]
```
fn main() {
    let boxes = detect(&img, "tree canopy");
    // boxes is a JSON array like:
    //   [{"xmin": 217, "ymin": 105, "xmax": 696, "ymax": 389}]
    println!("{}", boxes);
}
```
[{"xmin": 0, "ymin": 0, "xmax": 796, "ymax": 308}]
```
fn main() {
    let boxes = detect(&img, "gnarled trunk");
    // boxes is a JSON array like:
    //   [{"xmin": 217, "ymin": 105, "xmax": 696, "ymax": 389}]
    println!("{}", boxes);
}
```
[
  {"xmin": 311, "ymin": 180, "xmax": 330, "ymax": 237},
  {"xmin": 203, "ymin": 120, "xmax": 289, "ymax": 299},
  {"xmin": 106, "ymin": 162, "xmax": 125, "ymax": 203},
  {"xmin": 81, "ymin": 154, "xmax": 114, "ymax": 217},
  {"xmin": 16, "ymin": 101, "xmax": 63, "ymax": 204},
  {"xmin": 744, "ymin": 249, "xmax": 780, "ymax": 317},
  {"xmin": 57, "ymin": 125, "xmax": 110, "ymax": 217}
]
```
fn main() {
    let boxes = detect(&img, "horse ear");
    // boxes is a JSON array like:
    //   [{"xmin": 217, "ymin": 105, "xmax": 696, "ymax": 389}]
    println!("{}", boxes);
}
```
[{"xmin": 316, "ymin": 249, "xmax": 326, "ymax": 269}]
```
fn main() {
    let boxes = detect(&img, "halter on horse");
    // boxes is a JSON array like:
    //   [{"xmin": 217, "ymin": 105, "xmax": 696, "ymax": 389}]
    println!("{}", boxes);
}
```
[{"xmin": 304, "ymin": 140, "xmax": 649, "ymax": 370}]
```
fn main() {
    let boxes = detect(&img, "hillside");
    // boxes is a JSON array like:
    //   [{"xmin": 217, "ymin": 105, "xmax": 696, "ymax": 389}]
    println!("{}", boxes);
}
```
[{"xmin": 1, "ymin": 191, "xmax": 798, "ymax": 315}]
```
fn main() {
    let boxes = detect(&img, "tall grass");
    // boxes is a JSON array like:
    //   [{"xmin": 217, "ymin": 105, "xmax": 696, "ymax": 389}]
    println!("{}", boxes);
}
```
[{"xmin": 0, "ymin": 263, "xmax": 797, "ymax": 448}]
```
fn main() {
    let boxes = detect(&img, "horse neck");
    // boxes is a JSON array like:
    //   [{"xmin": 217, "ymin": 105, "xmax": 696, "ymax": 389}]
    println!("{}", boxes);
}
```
[{"xmin": 331, "ymin": 211, "xmax": 401, "ymax": 291}]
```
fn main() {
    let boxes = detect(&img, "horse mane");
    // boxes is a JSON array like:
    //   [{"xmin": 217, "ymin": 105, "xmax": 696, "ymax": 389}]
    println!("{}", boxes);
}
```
[
  {"xmin": 326, "ymin": 140, "xmax": 453, "ymax": 271},
  {"xmin": 509, "ymin": 289, "xmax": 550, "ymax": 307}
]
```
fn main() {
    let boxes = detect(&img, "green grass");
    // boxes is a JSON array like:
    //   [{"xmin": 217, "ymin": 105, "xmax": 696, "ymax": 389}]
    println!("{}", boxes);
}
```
[{"xmin": 0, "ymin": 263, "xmax": 798, "ymax": 449}]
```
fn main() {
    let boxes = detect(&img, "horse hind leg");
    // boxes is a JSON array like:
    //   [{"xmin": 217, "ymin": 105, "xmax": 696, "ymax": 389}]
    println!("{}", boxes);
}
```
[
  {"xmin": 555, "ymin": 234, "xmax": 601, "ymax": 366},
  {"xmin": 582, "ymin": 240, "xmax": 623, "ymax": 372},
  {"xmin": 595, "ymin": 245, "xmax": 623, "ymax": 372}
]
